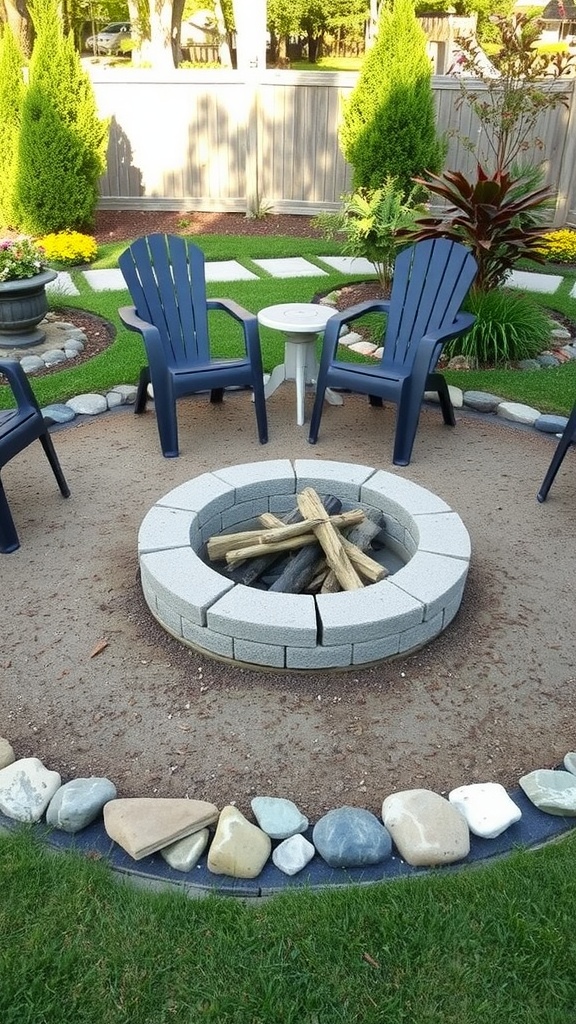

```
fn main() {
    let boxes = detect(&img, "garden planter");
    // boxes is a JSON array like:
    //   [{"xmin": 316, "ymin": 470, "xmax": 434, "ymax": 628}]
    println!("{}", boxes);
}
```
[{"xmin": 0, "ymin": 269, "xmax": 58, "ymax": 348}]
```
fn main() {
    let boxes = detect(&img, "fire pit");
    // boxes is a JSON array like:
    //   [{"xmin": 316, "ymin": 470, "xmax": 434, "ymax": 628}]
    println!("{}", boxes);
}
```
[{"xmin": 138, "ymin": 460, "xmax": 471, "ymax": 671}]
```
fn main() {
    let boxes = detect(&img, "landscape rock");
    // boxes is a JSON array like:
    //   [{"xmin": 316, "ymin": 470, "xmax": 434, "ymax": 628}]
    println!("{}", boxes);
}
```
[
  {"xmin": 0, "ymin": 738, "xmax": 15, "ymax": 770},
  {"xmin": 497, "ymin": 401, "xmax": 541, "ymax": 425},
  {"xmin": 41, "ymin": 403, "xmax": 77, "ymax": 424},
  {"xmin": 251, "ymin": 796, "xmax": 308, "ymax": 839},
  {"xmin": 0, "ymin": 757, "xmax": 61, "ymax": 822},
  {"xmin": 207, "ymin": 805, "xmax": 271, "ymax": 878},
  {"xmin": 160, "ymin": 828, "xmax": 210, "ymax": 872},
  {"xmin": 66, "ymin": 393, "xmax": 108, "ymax": 416},
  {"xmin": 46, "ymin": 777, "xmax": 117, "ymax": 833},
  {"xmin": 519, "ymin": 769, "xmax": 576, "ymax": 816},
  {"xmin": 103, "ymin": 797, "xmax": 218, "ymax": 860},
  {"xmin": 382, "ymin": 789, "xmax": 470, "ymax": 866},
  {"xmin": 448, "ymin": 782, "xmax": 522, "ymax": 838},
  {"xmin": 564, "ymin": 752, "xmax": 576, "ymax": 775},
  {"xmin": 463, "ymin": 391, "xmax": 503, "ymax": 413},
  {"xmin": 272, "ymin": 833, "xmax": 316, "ymax": 876},
  {"xmin": 534, "ymin": 414, "xmax": 569, "ymax": 434},
  {"xmin": 312, "ymin": 806, "xmax": 392, "ymax": 868}
]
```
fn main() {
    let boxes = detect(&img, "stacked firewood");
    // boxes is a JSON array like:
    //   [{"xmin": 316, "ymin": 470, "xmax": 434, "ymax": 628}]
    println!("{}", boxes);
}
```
[{"xmin": 206, "ymin": 487, "xmax": 388, "ymax": 595}]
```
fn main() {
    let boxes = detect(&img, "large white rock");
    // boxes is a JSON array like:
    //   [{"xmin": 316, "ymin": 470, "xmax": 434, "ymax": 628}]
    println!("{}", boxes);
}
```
[
  {"xmin": 382, "ymin": 789, "xmax": 470, "ymax": 866},
  {"xmin": 272, "ymin": 833, "xmax": 316, "ymax": 876},
  {"xmin": 46, "ymin": 777, "xmax": 117, "ymax": 833},
  {"xmin": 160, "ymin": 828, "xmax": 210, "ymax": 872},
  {"xmin": 448, "ymin": 782, "xmax": 521, "ymax": 838},
  {"xmin": 207, "ymin": 805, "xmax": 271, "ymax": 878},
  {"xmin": 0, "ymin": 738, "xmax": 15, "ymax": 770},
  {"xmin": 0, "ymin": 757, "xmax": 61, "ymax": 822}
]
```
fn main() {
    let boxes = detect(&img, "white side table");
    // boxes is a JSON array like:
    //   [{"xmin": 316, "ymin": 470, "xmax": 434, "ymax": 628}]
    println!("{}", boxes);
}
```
[{"xmin": 257, "ymin": 302, "xmax": 343, "ymax": 426}]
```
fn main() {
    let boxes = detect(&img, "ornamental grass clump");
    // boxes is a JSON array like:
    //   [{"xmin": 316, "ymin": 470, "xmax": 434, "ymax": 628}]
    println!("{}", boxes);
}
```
[
  {"xmin": 444, "ymin": 289, "xmax": 552, "ymax": 367},
  {"xmin": 0, "ymin": 236, "xmax": 47, "ymax": 281},
  {"xmin": 36, "ymin": 230, "xmax": 98, "ymax": 266}
]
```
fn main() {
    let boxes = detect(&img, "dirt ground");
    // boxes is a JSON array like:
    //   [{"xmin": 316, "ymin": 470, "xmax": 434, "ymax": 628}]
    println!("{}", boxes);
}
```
[{"xmin": 1, "ymin": 210, "xmax": 575, "ymax": 823}]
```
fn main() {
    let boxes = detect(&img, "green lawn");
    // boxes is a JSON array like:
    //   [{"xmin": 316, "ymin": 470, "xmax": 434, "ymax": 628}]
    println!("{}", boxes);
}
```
[
  {"xmin": 1, "ymin": 826, "xmax": 575, "ymax": 1024},
  {"xmin": 2, "ymin": 233, "xmax": 575, "ymax": 415}
]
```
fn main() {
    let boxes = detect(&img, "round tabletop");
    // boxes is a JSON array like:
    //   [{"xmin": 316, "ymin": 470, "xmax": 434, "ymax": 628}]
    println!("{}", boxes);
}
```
[{"xmin": 257, "ymin": 302, "xmax": 337, "ymax": 333}]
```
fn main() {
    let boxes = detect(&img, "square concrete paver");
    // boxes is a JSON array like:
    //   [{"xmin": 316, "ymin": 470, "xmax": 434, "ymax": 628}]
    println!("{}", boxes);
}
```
[
  {"xmin": 317, "ymin": 256, "xmax": 377, "ymax": 276},
  {"xmin": 82, "ymin": 268, "xmax": 127, "ymax": 291},
  {"xmin": 506, "ymin": 270, "xmax": 563, "ymax": 294},
  {"xmin": 252, "ymin": 258, "xmax": 328, "ymax": 278},
  {"xmin": 204, "ymin": 261, "xmax": 259, "ymax": 282},
  {"xmin": 47, "ymin": 272, "xmax": 80, "ymax": 297}
]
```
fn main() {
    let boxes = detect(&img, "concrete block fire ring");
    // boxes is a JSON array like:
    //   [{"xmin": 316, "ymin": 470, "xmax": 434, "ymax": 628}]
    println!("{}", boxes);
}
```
[{"xmin": 138, "ymin": 460, "xmax": 471, "ymax": 671}]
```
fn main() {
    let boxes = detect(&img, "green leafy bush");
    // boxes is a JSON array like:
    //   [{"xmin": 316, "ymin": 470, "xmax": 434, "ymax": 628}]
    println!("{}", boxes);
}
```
[
  {"xmin": 36, "ymin": 230, "xmax": 98, "ymax": 265},
  {"xmin": 536, "ymin": 228, "xmax": 576, "ymax": 263},
  {"xmin": 444, "ymin": 289, "xmax": 552, "ymax": 366},
  {"xmin": 313, "ymin": 178, "xmax": 424, "ymax": 289}
]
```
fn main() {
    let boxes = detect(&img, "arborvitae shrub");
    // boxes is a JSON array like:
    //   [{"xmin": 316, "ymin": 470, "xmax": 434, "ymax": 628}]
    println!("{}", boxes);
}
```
[
  {"xmin": 340, "ymin": 0, "xmax": 444, "ymax": 197},
  {"xmin": 0, "ymin": 26, "xmax": 25, "ymax": 228}
]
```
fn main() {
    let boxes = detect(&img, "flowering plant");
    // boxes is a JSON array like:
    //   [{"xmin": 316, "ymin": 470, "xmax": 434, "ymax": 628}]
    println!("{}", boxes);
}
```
[{"xmin": 0, "ymin": 237, "xmax": 48, "ymax": 282}]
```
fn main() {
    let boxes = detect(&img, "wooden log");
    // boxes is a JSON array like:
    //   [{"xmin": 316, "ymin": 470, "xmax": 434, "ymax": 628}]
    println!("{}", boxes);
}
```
[
  {"xmin": 225, "ymin": 533, "xmax": 318, "ymax": 564},
  {"xmin": 259, "ymin": 508, "xmax": 364, "ymax": 541},
  {"xmin": 341, "ymin": 537, "xmax": 387, "ymax": 582},
  {"xmin": 267, "ymin": 495, "xmax": 342, "ymax": 594},
  {"xmin": 321, "ymin": 514, "xmax": 388, "ymax": 589},
  {"xmin": 206, "ymin": 526, "xmax": 275, "ymax": 561},
  {"xmin": 296, "ymin": 487, "xmax": 364, "ymax": 591}
]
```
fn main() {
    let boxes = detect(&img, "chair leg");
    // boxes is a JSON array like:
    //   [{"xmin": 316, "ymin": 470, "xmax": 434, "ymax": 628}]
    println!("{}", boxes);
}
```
[
  {"xmin": 427, "ymin": 371, "xmax": 456, "ymax": 426},
  {"xmin": 369, "ymin": 395, "xmax": 383, "ymax": 408},
  {"xmin": 251, "ymin": 375, "xmax": 269, "ymax": 444},
  {"xmin": 392, "ymin": 391, "xmax": 423, "ymax": 467},
  {"xmin": 537, "ymin": 405, "xmax": 576, "ymax": 502},
  {"xmin": 0, "ymin": 477, "xmax": 20, "ymax": 553},
  {"xmin": 39, "ymin": 432, "xmax": 71, "ymax": 498},
  {"xmin": 135, "ymin": 367, "xmax": 150, "ymax": 414},
  {"xmin": 210, "ymin": 388, "xmax": 224, "ymax": 404}
]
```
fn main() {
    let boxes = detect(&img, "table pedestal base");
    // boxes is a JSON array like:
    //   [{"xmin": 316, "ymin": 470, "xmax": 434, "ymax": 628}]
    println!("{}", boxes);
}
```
[{"xmin": 264, "ymin": 332, "xmax": 343, "ymax": 426}]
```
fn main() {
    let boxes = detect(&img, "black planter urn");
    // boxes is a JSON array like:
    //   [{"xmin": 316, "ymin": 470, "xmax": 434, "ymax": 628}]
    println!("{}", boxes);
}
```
[{"xmin": 0, "ymin": 269, "xmax": 59, "ymax": 348}]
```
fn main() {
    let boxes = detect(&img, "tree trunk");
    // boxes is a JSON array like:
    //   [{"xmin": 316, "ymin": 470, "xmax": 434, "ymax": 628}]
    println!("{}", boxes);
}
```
[{"xmin": 4, "ymin": 0, "xmax": 33, "ymax": 56}]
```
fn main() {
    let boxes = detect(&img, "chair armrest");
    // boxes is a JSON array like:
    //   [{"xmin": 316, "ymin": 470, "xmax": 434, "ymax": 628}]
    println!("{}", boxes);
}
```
[
  {"xmin": 207, "ymin": 298, "xmax": 262, "ymax": 363},
  {"xmin": 118, "ymin": 306, "xmax": 171, "ymax": 376},
  {"xmin": 414, "ymin": 312, "xmax": 477, "ymax": 374},
  {"xmin": 0, "ymin": 358, "xmax": 41, "ymax": 413}
]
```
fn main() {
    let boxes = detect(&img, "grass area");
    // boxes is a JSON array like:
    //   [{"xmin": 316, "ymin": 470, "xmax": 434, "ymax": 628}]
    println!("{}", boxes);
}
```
[
  {"xmin": 1, "ymin": 233, "xmax": 575, "ymax": 414},
  {"xmin": 1, "ymin": 826, "xmax": 576, "ymax": 1024},
  {"xmin": 290, "ymin": 56, "xmax": 363, "ymax": 72}
]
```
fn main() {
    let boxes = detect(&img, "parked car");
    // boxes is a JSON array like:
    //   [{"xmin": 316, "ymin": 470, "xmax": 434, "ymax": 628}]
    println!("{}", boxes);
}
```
[{"xmin": 86, "ymin": 23, "xmax": 132, "ymax": 56}]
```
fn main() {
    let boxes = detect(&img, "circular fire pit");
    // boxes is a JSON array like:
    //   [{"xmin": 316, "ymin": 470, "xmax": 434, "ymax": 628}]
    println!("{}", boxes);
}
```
[{"xmin": 138, "ymin": 460, "xmax": 471, "ymax": 670}]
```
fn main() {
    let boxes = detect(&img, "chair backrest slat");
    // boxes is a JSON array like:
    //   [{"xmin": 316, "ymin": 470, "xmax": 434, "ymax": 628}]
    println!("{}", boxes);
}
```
[
  {"xmin": 383, "ymin": 239, "xmax": 477, "ymax": 368},
  {"xmin": 119, "ymin": 234, "xmax": 211, "ymax": 366}
]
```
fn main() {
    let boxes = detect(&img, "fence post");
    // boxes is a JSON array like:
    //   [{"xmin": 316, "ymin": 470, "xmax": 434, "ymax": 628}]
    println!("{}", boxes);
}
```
[
  {"xmin": 244, "ymin": 77, "xmax": 261, "ymax": 217},
  {"xmin": 552, "ymin": 78, "xmax": 576, "ymax": 227}
]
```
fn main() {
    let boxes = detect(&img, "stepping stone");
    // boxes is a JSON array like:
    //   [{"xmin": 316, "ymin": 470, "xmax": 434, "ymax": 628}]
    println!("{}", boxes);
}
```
[
  {"xmin": 317, "ymin": 256, "xmax": 377, "ymax": 276},
  {"xmin": 47, "ymin": 271, "xmax": 79, "ymax": 296},
  {"xmin": 382, "ymin": 789, "xmax": 470, "ymax": 866},
  {"xmin": 103, "ymin": 797, "xmax": 218, "ymax": 860},
  {"xmin": 312, "ymin": 806, "xmax": 392, "ymax": 868},
  {"xmin": 519, "ymin": 769, "xmax": 576, "ymax": 816},
  {"xmin": 160, "ymin": 828, "xmax": 210, "ymax": 872},
  {"xmin": 0, "ymin": 757, "xmax": 61, "ymax": 823},
  {"xmin": 46, "ymin": 777, "xmax": 117, "ymax": 833},
  {"xmin": 448, "ymin": 782, "xmax": 522, "ymax": 838},
  {"xmin": 207, "ymin": 805, "xmax": 271, "ymax": 878},
  {"xmin": 204, "ymin": 261, "xmax": 258, "ymax": 282},
  {"xmin": 251, "ymin": 796, "xmax": 308, "ymax": 839},
  {"xmin": 82, "ymin": 268, "xmax": 126, "ymax": 291},
  {"xmin": 506, "ymin": 270, "xmax": 563, "ymax": 294},
  {"xmin": 252, "ymin": 257, "xmax": 328, "ymax": 278},
  {"xmin": 273, "ymin": 834, "xmax": 316, "ymax": 876}
]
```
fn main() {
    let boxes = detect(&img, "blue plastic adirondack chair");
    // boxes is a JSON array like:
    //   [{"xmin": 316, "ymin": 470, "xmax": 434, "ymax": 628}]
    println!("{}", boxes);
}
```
[
  {"xmin": 118, "ymin": 234, "xmax": 268, "ymax": 457},
  {"xmin": 0, "ymin": 359, "xmax": 70, "ymax": 553},
  {"xmin": 537, "ymin": 399, "xmax": 576, "ymax": 502},
  {"xmin": 308, "ymin": 239, "xmax": 478, "ymax": 466}
]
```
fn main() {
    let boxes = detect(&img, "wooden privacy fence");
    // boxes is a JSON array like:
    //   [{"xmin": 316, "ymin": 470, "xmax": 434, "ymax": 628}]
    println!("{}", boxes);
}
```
[{"xmin": 92, "ymin": 68, "xmax": 576, "ymax": 226}]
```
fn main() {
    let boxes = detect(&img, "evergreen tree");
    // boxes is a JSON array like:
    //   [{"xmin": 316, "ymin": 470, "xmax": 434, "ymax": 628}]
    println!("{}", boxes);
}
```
[
  {"xmin": 340, "ymin": 0, "xmax": 444, "ymax": 197},
  {"xmin": 0, "ymin": 26, "xmax": 25, "ymax": 229},
  {"xmin": 14, "ymin": 0, "xmax": 108, "ymax": 233}
]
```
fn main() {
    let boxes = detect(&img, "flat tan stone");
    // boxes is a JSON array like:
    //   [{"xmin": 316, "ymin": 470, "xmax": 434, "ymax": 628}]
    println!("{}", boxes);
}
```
[
  {"xmin": 103, "ymin": 798, "xmax": 219, "ymax": 860},
  {"xmin": 382, "ymin": 788, "xmax": 470, "ymax": 867},
  {"xmin": 207, "ymin": 805, "xmax": 271, "ymax": 878}
]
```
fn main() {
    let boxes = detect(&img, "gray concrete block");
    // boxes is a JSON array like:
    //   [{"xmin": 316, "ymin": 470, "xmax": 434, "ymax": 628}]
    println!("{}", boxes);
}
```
[
  {"xmin": 220, "ymin": 497, "xmax": 270, "ymax": 530},
  {"xmin": 317, "ymin": 582, "xmax": 423, "ymax": 645},
  {"xmin": 140, "ymin": 549, "xmax": 234, "ymax": 626},
  {"xmin": 154, "ymin": 595, "xmax": 183, "ymax": 637},
  {"xmin": 199, "ymin": 513, "xmax": 223, "ymax": 544},
  {"xmin": 413, "ymin": 512, "xmax": 471, "ymax": 560},
  {"xmin": 443, "ymin": 594, "xmax": 464, "ymax": 629},
  {"xmin": 391, "ymin": 552, "xmax": 468, "ymax": 621},
  {"xmin": 269, "ymin": 494, "xmax": 298, "ymax": 514},
  {"xmin": 361, "ymin": 471, "xmax": 451, "ymax": 529},
  {"xmin": 138, "ymin": 506, "xmax": 197, "ymax": 554},
  {"xmin": 233, "ymin": 637, "xmax": 286, "ymax": 667},
  {"xmin": 286, "ymin": 643, "xmax": 353, "ymax": 669},
  {"xmin": 294, "ymin": 459, "xmax": 377, "ymax": 501},
  {"xmin": 156, "ymin": 473, "xmax": 235, "ymax": 524},
  {"xmin": 213, "ymin": 459, "xmax": 295, "ymax": 499},
  {"xmin": 181, "ymin": 618, "xmax": 235, "ymax": 658},
  {"xmin": 398, "ymin": 610, "xmax": 445, "ymax": 652},
  {"xmin": 207, "ymin": 585, "xmax": 318, "ymax": 646},
  {"xmin": 352, "ymin": 632, "xmax": 400, "ymax": 664}
]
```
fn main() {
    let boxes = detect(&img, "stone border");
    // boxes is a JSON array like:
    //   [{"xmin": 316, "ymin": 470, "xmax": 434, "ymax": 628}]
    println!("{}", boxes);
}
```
[{"xmin": 138, "ymin": 460, "xmax": 471, "ymax": 671}]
